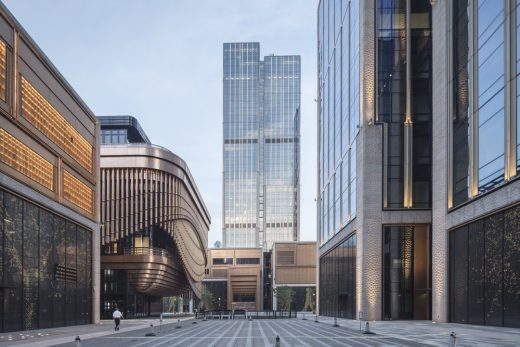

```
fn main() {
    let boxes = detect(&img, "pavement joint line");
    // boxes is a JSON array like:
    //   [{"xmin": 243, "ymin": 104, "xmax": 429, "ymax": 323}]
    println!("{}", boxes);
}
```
[
  {"xmin": 100, "ymin": 335, "xmax": 452, "ymax": 340},
  {"xmin": 256, "ymin": 318, "xmax": 270, "ymax": 346},
  {"xmin": 0, "ymin": 319, "xmax": 195, "ymax": 347},
  {"xmin": 245, "ymin": 319, "xmax": 253, "ymax": 347},
  {"xmin": 225, "ymin": 320, "xmax": 245, "ymax": 347},
  {"xmin": 286, "ymin": 320, "xmax": 371, "ymax": 347},
  {"xmin": 148, "ymin": 319, "xmax": 219, "ymax": 347},
  {"xmin": 205, "ymin": 319, "xmax": 241, "ymax": 347},
  {"xmin": 277, "ymin": 320, "xmax": 312, "ymax": 347},
  {"xmin": 290, "ymin": 320, "xmax": 361, "ymax": 338}
]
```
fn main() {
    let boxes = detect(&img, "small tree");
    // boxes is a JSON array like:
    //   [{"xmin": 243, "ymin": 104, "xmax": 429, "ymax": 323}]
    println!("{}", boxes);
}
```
[
  {"xmin": 162, "ymin": 296, "xmax": 177, "ymax": 313},
  {"xmin": 274, "ymin": 286, "xmax": 295, "ymax": 311},
  {"xmin": 303, "ymin": 287, "xmax": 316, "ymax": 312},
  {"xmin": 199, "ymin": 289, "xmax": 213, "ymax": 312}
]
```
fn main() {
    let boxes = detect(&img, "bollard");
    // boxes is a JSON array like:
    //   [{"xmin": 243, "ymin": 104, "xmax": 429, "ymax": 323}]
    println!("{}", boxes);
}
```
[
  {"xmin": 176, "ymin": 319, "xmax": 182, "ymax": 329},
  {"xmin": 203, "ymin": 313, "xmax": 207, "ymax": 322},
  {"xmin": 363, "ymin": 321, "xmax": 375, "ymax": 335},
  {"xmin": 448, "ymin": 331, "xmax": 457, "ymax": 347},
  {"xmin": 75, "ymin": 336, "xmax": 81, "ymax": 347},
  {"xmin": 302, "ymin": 311, "xmax": 306, "ymax": 320},
  {"xmin": 145, "ymin": 323, "xmax": 156, "ymax": 337},
  {"xmin": 333, "ymin": 317, "xmax": 339, "ymax": 327},
  {"xmin": 160, "ymin": 314, "xmax": 163, "ymax": 333},
  {"xmin": 275, "ymin": 335, "xmax": 281, "ymax": 347},
  {"xmin": 314, "ymin": 314, "xmax": 318, "ymax": 323}
]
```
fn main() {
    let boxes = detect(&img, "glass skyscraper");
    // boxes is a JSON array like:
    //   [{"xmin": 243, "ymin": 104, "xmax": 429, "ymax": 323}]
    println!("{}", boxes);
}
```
[{"xmin": 223, "ymin": 42, "xmax": 300, "ymax": 249}]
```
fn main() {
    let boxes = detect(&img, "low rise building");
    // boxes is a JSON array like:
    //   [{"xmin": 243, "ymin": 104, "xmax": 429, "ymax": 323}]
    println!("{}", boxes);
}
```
[
  {"xmin": 203, "ymin": 248, "xmax": 263, "ymax": 311},
  {"xmin": 271, "ymin": 242, "xmax": 316, "ymax": 311}
]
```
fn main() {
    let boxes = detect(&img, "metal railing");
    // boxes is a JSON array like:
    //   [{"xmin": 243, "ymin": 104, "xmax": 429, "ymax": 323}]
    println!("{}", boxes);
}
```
[
  {"xmin": 196, "ymin": 310, "xmax": 296, "ymax": 320},
  {"xmin": 123, "ymin": 247, "xmax": 171, "ymax": 258}
]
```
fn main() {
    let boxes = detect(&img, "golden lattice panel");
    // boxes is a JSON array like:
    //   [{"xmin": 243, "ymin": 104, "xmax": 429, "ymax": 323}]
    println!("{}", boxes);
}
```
[
  {"xmin": 0, "ymin": 40, "xmax": 6, "ymax": 102},
  {"xmin": 63, "ymin": 169, "xmax": 93, "ymax": 214},
  {"xmin": 0, "ymin": 128, "xmax": 54, "ymax": 190},
  {"xmin": 21, "ymin": 77, "xmax": 93, "ymax": 172}
]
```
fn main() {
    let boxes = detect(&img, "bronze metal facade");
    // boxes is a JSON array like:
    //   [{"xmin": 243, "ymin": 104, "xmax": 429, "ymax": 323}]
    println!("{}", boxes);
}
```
[
  {"xmin": 0, "ymin": 3, "xmax": 100, "ymax": 332},
  {"xmin": 100, "ymin": 145, "xmax": 210, "ymax": 302}
]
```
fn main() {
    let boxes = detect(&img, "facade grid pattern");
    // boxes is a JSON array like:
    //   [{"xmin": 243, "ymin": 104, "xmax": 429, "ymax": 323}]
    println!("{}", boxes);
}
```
[{"xmin": 223, "ymin": 42, "xmax": 300, "ymax": 248}]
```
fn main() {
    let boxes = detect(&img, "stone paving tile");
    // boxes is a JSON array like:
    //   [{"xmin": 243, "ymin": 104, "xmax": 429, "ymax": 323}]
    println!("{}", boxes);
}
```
[
  {"xmin": 51, "ymin": 319, "xmax": 435, "ymax": 347},
  {"xmin": 6, "ymin": 316, "xmax": 520, "ymax": 347}
]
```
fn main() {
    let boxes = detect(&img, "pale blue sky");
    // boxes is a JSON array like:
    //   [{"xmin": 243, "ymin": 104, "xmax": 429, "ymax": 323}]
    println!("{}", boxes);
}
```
[{"xmin": 3, "ymin": 0, "xmax": 318, "ymax": 246}]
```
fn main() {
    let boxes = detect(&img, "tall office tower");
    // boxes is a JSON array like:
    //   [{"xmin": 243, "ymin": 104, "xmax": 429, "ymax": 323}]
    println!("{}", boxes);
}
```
[
  {"xmin": 223, "ymin": 42, "xmax": 301, "ymax": 249},
  {"xmin": 318, "ymin": 0, "xmax": 520, "ymax": 329}
]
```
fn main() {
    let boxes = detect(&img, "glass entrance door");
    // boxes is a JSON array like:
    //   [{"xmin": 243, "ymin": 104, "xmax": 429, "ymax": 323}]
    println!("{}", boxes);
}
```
[{"xmin": 383, "ymin": 225, "xmax": 431, "ymax": 320}]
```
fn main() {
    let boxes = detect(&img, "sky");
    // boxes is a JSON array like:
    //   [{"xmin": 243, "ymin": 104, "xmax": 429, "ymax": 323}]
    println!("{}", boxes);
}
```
[{"xmin": 3, "ymin": 0, "xmax": 318, "ymax": 247}]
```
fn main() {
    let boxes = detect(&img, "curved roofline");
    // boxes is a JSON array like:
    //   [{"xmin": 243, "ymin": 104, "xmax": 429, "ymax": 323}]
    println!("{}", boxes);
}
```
[{"xmin": 100, "ymin": 144, "xmax": 211, "ymax": 226}]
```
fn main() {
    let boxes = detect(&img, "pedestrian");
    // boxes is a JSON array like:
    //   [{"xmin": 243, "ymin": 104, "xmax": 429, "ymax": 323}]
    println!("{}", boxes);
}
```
[{"xmin": 113, "ymin": 307, "xmax": 123, "ymax": 331}]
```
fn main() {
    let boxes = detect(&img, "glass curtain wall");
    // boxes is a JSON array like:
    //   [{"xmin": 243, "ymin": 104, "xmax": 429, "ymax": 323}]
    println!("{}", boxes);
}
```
[
  {"xmin": 263, "ymin": 55, "xmax": 301, "ymax": 248},
  {"xmin": 377, "ymin": 0, "xmax": 406, "ymax": 208},
  {"xmin": 450, "ymin": 204, "xmax": 520, "ymax": 328},
  {"xmin": 377, "ymin": 0, "xmax": 432, "ymax": 209},
  {"xmin": 319, "ymin": 233, "xmax": 356, "ymax": 319},
  {"xmin": 383, "ymin": 225, "xmax": 431, "ymax": 320},
  {"xmin": 451, "ymin": 0, "xmax": 517, "ymax": 207},
  {"xmin": 317, "ymin": 0, "xmax": 360, "ymax": 246},
  {"xmin": 452, "ymin": 0, "xmax": 471, "ymax": 206},
  {"xmin": 223, "ymin": 42, "xmax": 260, "ymax": 247},
  {"xmin": 0, "ymin": 188, "xmax": 92, "ymax": 332},
  {"xmin": 477, "ymin": 0, "xmax": 505, "ymax": 192}
]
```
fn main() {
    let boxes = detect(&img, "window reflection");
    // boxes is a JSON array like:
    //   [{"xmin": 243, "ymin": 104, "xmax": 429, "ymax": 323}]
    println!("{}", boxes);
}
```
[
  {"xmin": 0, "ymin": 188, "xmax": 92, "ymax": 332},
  {"xmin": 477, "ymin": 0, "xmax": 505, "ymax": 193}
]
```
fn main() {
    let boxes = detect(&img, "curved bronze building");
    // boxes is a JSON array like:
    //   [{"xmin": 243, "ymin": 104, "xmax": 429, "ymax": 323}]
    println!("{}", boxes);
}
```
[{"xmin": 99, "ymin": 116, "xmax": 210, "ymax": 318}]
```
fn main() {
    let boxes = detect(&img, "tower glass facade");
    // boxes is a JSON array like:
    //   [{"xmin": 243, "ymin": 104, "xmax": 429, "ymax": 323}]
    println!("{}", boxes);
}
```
[
  {"xmin": 223, "ymin": 42, "xmax": 300, "ymax": 248},
  {"xmin": 318, "ymin": 0, "xmax": 360, "ymax": 246}
]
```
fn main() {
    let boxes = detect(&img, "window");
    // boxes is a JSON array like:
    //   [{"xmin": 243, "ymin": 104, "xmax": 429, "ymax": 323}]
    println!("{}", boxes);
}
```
[
  {"xmin": 236, "ymin": 257, "xmax": 260, "ymax": 265},
  {"xmin": 477, "ymin": 1, "xmax": 505, "ymax": 193},
  {"xmin": 0, "ymin": 39, "xmax": 7, "ymax": 102},
  {"xmin": 212, "ymin": 258, "xmax": 233, "ymax": 265}
]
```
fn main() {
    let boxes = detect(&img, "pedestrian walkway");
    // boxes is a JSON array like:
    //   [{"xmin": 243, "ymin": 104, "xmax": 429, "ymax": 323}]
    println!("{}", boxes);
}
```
[
  {"xmin": 2, "ymin": 315, "xmax": 520, "ymax": 346},
  {"xmin": 0, "ymin": 317, "xmax": 193, "ymax": 347}
]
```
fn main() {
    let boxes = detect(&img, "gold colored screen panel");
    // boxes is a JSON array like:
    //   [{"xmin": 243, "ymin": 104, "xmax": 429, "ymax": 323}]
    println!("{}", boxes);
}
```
[
  {"xmin": 0, "ymin": 40, "xmax": 6, "ymax": 102},
  {"xmin": 0, "ymin": 128, "xmax": 54, "ymax": 190},
  {"xmin": 21, "ymin": 77, "xmax": 93, "ymax": 172},
  {"xmin": 63, "ymin": 169, "xmax": 93, "ymax": 214}
]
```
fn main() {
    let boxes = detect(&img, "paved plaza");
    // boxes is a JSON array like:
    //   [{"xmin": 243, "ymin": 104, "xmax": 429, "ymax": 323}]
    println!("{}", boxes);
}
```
[{"xmin": 1, "ymin": 315, "xmax": 520, "ymax": 347}]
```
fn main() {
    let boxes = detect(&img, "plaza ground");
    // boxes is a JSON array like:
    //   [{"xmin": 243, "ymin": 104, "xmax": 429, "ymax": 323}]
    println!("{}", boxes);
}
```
[{"xmin": 1, "ymin": 315, "xmax": 519, "ymax": 346}]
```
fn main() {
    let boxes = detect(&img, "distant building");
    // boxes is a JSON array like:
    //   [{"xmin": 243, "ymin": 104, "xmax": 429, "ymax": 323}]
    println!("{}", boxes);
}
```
[
  {"xmin": 203, "ymin": 248, "xmax": 263, "ymax": 311},
  {"xmin": 222, "ymin": 42, "xmax": 301, "ymax": 249},
  {"xmin": 99, "ymin": 115, "xmax": 210, "ymax": 318},
  {"xmin": 271, "ymin": 242, "xmax": 316, "ymax": 311},
  {"xmin": 202, "ymin": 242, "xmax": 317, "ymax": 313},
  {"xmin": 0, "ymin": 3, "xmax": 99, "ymax": 332}
]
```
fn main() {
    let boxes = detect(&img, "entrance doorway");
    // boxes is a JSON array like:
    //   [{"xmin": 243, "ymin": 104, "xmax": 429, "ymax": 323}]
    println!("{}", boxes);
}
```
[{"xmin": 383, "ymin": 225, "xmax": 431, "ymax": 320}]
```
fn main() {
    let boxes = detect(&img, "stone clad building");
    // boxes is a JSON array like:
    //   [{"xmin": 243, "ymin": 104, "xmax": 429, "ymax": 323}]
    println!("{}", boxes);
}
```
[{"xmin": 317, "ymin": 0, "xmax": 520, "ymax": 328}]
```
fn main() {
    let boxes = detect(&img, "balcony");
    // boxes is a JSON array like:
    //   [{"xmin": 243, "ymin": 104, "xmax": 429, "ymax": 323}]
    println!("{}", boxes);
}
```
[{"xmin": 101, "ymin": 246, "xmax": 190, "ymax": 297}]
